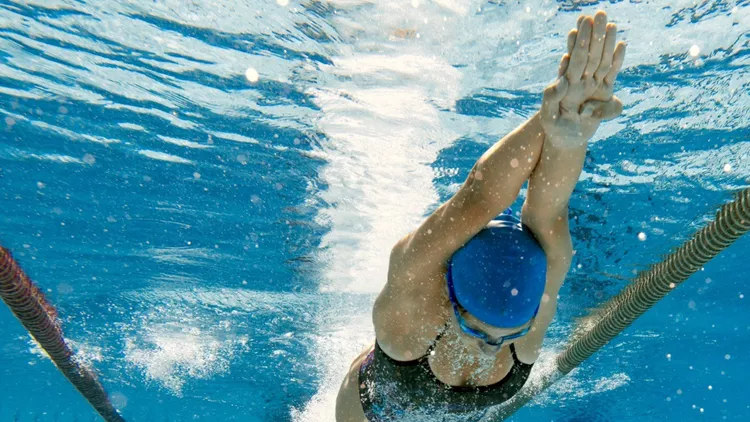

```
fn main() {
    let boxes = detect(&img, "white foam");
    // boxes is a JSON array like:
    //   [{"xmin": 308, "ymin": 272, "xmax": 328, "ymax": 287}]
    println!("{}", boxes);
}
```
[
  {"xmin": 546, "ymin": 370, "xmax": 631, "ymax": 401},
  {"xmin": 26, "ymin": 335, "xmax": 51, "ymax": 360},
  {"xmin": 295, "ymin": 3, "xmax": 470, "ymax": 421},
  {"xmin": 290, "ymin": 300, "xmax": 374, "ymax": 422},
  {"xmin": 124, "ymin": 325, "xmax": 248, "ymax": 396}
]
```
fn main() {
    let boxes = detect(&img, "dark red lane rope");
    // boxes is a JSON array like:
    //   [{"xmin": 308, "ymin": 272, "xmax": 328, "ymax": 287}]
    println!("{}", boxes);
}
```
[{"xmin": 0, "ymin": 247, "xmax": 125, "ymax": 422}]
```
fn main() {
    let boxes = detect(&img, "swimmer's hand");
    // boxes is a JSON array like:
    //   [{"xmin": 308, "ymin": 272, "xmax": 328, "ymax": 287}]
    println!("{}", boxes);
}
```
[{"xmin": 540, "ymin": 11, "xmax": 626, "ymax": 148}]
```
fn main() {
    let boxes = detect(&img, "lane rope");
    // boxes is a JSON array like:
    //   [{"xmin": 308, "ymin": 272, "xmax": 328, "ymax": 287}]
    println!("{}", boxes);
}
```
[
  {"xmin": 0, "ymin": 247, "xmax": 126, "ymax": 422},
  {"xmin": 490, "ymin": 188, "xmax": 750, "ymax": 420}
]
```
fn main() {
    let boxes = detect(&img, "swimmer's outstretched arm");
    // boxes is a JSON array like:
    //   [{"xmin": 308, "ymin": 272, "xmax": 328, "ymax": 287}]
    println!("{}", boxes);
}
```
[
  {"xmin": 387, "ymin": 12, "xmax": 625, "ymax": 361},
  {"xmin": 394, "ymin": 12, "xmax": 625, "ymax": 272},
  {"xmin": 522, "ymin": 11, "xmax": 626, "ymax": 251},
  {"xmin": 514, "ymin": 11, "xmax": 626, "ymax": 360}
]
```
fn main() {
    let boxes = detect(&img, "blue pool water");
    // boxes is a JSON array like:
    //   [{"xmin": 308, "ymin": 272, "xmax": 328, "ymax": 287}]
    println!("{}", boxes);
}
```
[{"xmin": 0, "ymin": 0, "xmax": 748, "ymax": 421}]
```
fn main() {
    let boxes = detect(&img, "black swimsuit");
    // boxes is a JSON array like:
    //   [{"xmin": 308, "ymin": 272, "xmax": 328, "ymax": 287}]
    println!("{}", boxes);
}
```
[{"xmin": 358, "ymin": 331, "xmax": 534, "ymax": 421}]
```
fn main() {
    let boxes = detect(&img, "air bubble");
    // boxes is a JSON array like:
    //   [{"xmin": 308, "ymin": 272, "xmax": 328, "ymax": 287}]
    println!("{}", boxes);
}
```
[
  {"xmin": 245, "ymin": 68, "xmax": 259, "ymax": 83},
  {"xmin": 57, "ymin": 283, "xmax": 73, "ymax": 294},
  {"xmin": 110, "ymin": 392, "xmax": 128, "ymax": 408}
]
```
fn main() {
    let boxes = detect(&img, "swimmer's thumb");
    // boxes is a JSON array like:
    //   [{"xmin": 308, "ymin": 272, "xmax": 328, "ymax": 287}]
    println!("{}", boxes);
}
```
[{"xmin": 580, "ymin": 97, "xmax": 623, "ymax": 120}]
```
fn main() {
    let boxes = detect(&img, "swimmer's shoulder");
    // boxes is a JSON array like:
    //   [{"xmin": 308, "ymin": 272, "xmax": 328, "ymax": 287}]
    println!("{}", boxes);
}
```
[{"xmin": 371, "ymin": 240, "xmax": 449, "ymax": 361}]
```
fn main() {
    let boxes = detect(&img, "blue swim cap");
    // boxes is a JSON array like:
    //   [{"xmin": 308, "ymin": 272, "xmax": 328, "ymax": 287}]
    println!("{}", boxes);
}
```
[{"xmin": 447, "ymin": 209, "xmax": 547, "ymax": 328}]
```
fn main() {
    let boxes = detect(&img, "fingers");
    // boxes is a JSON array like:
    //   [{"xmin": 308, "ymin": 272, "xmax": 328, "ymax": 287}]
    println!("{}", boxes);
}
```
[
  {"xmin": 558, "ymin": 54, "xmax": 570, "ymax": 77},
  {"xmin": 544, "ymin": 76, "xmax": 568, "ymax": 103},
  {"xmin": 567, "ymin": 16, "xmax": 593, "ymax": 82},
  {"xmin": 606, "ymin": 97, "xmax": 624, "ymax": 120},
  {"xmin": 579, "ymin": 97, "xmax": 623, "ymax": 120},
  {"xmin": 542, "ymin": 76, "xmax": 569, "ymax": 119},
  {"xmin": 604, "ymin": 42, "xmax": 627, "ymax": 85},
  {"xmin": 567, "ymin": 29, "xmax": 577, "ymax": 56},
  {"xmin": 580, "ymin": 101, "xmax": 599, "ymax": 118},
  {"xmin": 595, "ymin": 23, "xmax": 618, "ymax": 82},
  {"xmin": 598, "ymin": 97, "xmax": 623, "ymax": 120},
  {"xmin": 583, "ymin": 11, "xmax": 608, "ymax": 77}
]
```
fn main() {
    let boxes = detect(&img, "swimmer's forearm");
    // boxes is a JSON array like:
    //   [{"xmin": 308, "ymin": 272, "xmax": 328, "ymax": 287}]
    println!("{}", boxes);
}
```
[
  {"xmin": 470, "ymin": 112, "xmax": 546, "ymax": 217},
  {"xmin": 519, "ymin": 133, "xmax": 584, "ymax": 261},
  {"xmin": 523, "ymin": 135, "xmax": 587, "ymax": 218}
]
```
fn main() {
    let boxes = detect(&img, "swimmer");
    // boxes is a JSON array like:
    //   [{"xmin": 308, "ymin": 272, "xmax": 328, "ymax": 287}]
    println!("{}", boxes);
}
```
[{"xmin": 336, "ymin": 11, "xmax": 627, "ymax": 421}]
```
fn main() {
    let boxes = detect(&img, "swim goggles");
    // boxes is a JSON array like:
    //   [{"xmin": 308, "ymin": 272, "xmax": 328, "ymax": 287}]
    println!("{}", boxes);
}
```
[{"xmin": 446, "ymin": 273, "xmax": 539, "ymax": 347}]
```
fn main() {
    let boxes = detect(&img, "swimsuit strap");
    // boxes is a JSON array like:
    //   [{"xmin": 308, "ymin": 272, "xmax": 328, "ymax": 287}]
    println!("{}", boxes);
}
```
[
  {"xmin": 423, "ymin": 323, "xmax": 450, "ymax": 358},
  {"xmin": 510, "ymin": 344, "xmax": 520, "ymax": 362}
]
